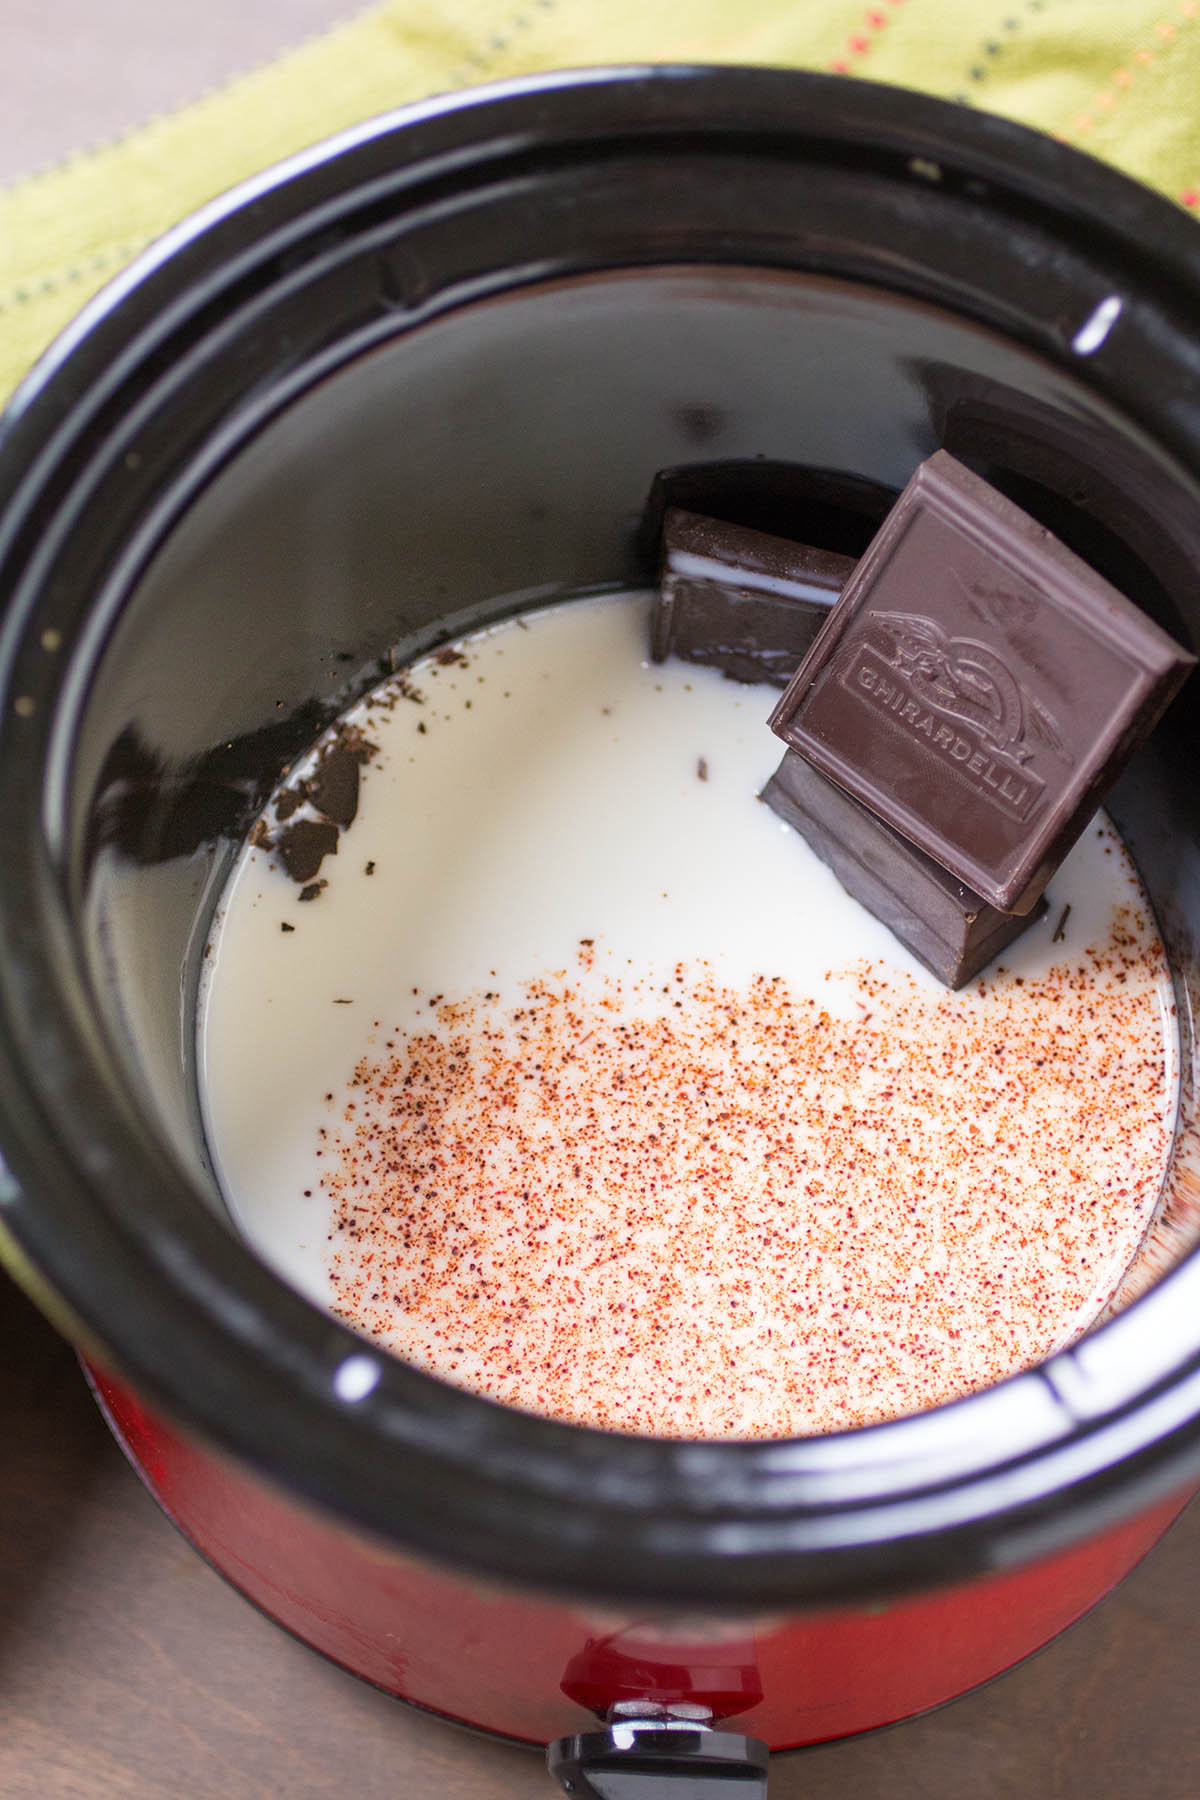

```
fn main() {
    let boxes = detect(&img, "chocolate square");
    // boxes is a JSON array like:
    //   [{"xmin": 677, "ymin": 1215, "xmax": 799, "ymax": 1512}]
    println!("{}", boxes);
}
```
[
  {"xmin": 762, "ymin": 749, "xmax": 1045, "ymax": 988},
  {"xmin": 653, "ymin": 508, "xmax": 852, "ymax": 686},
  {"xmin": 768, "ymin": 452, "xmax": 1195, "ymax": 914}
]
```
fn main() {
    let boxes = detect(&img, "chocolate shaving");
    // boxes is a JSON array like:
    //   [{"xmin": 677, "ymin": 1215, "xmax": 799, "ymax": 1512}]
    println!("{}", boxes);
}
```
[
  {"xmin": 308, "ymin": 746, "xmax": 361, "ymax": 828},
  {"xmin": 1052, "ymin": 903, "xmax": 1072, "ymax": 943},
  {"xmin": 274, "ymin": 786, "xmax": 306, "ymax": 822},
  {"xmin": 259, "ymin": 724, "xmax": 377, "ymax": 886},
  {"xmin": 337, "ymin": 724, "xmax": 376, "ymax": 761},
  {"xmin": 298, "ymin": 879, "xmax": 327, "ymax": 903},
  {"xmin": 277, "ymin": 818, "xmax": 338, "ymax": 884},
  {"xmin": 306, "ymin": 726, "xmax": 376, "ymax": 828}
]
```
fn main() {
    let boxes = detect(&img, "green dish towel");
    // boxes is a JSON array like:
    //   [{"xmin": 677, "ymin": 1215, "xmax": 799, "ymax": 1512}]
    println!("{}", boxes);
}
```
[{"xmin": 3, "ymin": 0, "xmax": 1199, "ymax": 403}]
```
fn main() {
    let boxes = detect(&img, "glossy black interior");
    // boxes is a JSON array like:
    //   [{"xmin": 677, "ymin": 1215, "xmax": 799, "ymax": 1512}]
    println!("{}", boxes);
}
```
[{"xmin": 6, "ymin": 69, "xmax": 1200, "ymax": 1609}]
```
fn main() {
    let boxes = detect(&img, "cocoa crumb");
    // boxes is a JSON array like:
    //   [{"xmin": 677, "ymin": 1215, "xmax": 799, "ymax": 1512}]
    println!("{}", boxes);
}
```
[{"xmin": 274, "ymin": 786, "xmax": 306, "ymax": 823}]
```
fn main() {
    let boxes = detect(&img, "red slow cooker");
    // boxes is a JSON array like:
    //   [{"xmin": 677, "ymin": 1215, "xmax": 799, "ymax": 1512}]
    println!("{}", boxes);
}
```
[{"xmin": 3, "ymin": 68, "xmax": 1200, "ymax": 1794}]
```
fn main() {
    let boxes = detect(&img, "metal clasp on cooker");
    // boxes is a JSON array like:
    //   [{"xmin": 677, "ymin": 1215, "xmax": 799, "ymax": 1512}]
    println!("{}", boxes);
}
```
[{"xmin": 547, "ymin": 1704, "xmax": 770, "ymax": 1796}]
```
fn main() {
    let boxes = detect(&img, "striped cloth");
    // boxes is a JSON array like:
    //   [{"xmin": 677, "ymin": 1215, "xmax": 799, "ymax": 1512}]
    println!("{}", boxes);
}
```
[{"xmin": 3, "ymin": 0, "xmax": 1199, "ymax": 403}]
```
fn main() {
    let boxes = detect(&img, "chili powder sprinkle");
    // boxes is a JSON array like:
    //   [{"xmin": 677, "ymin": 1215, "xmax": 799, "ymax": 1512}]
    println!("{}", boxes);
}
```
[{"xmin": 323, "ymin": 909, "xmax": 1172, "ymax": 1439}]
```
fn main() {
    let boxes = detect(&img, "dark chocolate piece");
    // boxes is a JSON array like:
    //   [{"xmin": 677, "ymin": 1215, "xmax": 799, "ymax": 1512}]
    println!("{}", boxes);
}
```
[
  {"xmin": 762, "ymin": 749, "xmax": 1046, "ymax": 988},
  {"xmin": 276, "ymin": 818, "xmax": 338, "ymax": 884},
  {"xmin": 653, "ymin": 508, "xmax": 853, "ymax": 685},
  {"xmin": 769, "ymin": 451, "xmax": 1195, "ymax": 915},
  {"xmin": 308, "ymin": 744, "xmax": 361, "ymax": 828},
  {"xmin": 275, "ymin": 786, "xmax": 305, "ymax": 822}
]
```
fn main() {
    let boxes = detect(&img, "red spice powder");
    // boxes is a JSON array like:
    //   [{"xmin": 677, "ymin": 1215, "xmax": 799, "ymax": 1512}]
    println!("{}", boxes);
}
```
[{"xmin": 323, "ymin": 912, "xmax": 1172, "ymax": 1439}]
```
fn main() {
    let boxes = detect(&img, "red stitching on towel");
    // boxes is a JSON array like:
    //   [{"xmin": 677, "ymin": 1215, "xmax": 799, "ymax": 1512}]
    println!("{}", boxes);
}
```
[
  {"xmin": 828, "ymin": 0, "xmax": 901, "ymax": 74},
  {"xmin": 1058, "ymin": 1, "xmax": 1197, "ymax": 143}
]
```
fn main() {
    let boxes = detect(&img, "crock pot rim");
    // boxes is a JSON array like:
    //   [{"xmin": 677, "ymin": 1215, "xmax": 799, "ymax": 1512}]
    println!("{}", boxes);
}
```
[{"xmin": 3, "ymin": 65, "xmax": 1200, "ymax": 1610}]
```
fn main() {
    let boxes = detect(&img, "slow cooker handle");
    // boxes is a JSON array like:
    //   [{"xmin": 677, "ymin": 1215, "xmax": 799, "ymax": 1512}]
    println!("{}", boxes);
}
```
[{"xmin": 547, "ymin": 1718, "xmax": 770, "ymax": 1796}]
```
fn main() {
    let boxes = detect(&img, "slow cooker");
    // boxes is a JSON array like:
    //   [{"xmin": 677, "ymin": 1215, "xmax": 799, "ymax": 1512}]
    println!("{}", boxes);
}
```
[{"xmin": 3, "ymin": 67, "xmax": 1200, "ymax": 1794}]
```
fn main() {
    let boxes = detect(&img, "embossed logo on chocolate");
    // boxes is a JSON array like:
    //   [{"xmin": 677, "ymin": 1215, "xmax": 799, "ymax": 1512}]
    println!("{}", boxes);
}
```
[
  {"xmin": 836, "ymin": 609, "xmax": 1071, "ymax": 824},
  {"xmin": 769, "ymin": 452, "xmax": 1195, "ymax": 917}
]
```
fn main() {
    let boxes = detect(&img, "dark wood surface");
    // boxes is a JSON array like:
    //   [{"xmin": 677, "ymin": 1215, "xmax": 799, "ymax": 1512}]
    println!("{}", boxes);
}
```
[{"xmin": 3, "ymin": 1264, "xmax": 1200, "ymax": 1799}]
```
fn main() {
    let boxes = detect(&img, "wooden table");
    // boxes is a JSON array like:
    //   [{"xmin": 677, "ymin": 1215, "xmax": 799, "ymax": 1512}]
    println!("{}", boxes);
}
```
[{"xmin": 3, "ymin": 7, "xmax": 1200, "ymax": 1795}]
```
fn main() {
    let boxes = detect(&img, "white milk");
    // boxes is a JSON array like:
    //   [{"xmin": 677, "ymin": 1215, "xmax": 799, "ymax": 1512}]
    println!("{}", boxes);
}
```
[{"xmin": 198, "ymin": 591, "xmax": 1179, "ymax": 1437}]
